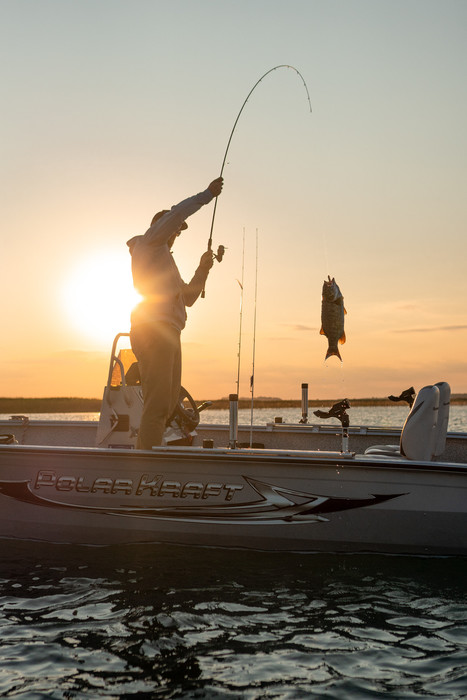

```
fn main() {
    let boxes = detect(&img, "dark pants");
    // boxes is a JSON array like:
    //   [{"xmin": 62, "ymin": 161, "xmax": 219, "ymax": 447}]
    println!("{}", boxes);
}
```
[{"xmin": 130, "ymin": 322, "xmax": 181, "ymax": 449}]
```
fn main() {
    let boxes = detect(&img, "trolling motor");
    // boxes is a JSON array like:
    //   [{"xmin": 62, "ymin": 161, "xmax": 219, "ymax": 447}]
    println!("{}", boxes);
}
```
[
  {"xmin": 314, "ymin": 399, "xmax": 351, "ymax": 453},
  {"xmin": 388, "ymin": 386, "xmax": 415, "ymax": 408}
]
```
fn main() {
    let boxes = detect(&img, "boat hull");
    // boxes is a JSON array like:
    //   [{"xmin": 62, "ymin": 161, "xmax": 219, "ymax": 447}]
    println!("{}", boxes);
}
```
[{"xmin": 0, "ymin": 444, "xmax": 465, "ymax": 555}]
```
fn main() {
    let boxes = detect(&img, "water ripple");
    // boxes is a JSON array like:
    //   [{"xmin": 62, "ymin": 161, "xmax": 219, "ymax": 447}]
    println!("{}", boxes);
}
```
[{"xmin": 0, "ymin": 542, "xmax": 466, "ymax": 698}]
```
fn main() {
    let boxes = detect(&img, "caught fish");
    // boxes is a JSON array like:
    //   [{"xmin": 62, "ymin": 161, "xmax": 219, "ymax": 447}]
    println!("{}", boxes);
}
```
[{"xmin": 320, "ymin": 276, "xmax": 347, "ymax": 361}]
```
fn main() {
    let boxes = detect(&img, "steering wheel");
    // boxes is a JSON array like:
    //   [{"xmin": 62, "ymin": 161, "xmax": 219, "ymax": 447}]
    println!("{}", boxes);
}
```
[{"xmin": 167, "ymin": 386, "xmax": 200, "ymax": 432}]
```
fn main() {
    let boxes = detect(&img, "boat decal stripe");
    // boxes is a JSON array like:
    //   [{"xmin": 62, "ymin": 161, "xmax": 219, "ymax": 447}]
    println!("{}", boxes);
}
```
[{"xmin": 0, "ymin": 479, "xmax": 406, "ymax": 524}]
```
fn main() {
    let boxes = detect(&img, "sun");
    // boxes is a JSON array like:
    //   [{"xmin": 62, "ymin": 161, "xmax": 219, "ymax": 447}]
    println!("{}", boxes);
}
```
[{"xmin": 62, "ymin": 251, "xmax": 141, "ymax": 345}]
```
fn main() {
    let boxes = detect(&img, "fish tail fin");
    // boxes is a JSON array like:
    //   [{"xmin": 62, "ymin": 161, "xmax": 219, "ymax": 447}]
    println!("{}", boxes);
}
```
[{"xmin": 325, "ymin": 347, "xmax": 342, "ymax": 361}]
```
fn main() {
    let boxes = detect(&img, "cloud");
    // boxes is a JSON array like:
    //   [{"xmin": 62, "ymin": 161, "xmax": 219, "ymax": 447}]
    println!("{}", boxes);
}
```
[
  {"xmin": 395, "ymin": 303, "xmax": 420, "ymax": 311},
  {"xmin": 282, "ymin": 324, "xmax": 318, "ymax": 332},
  {"xmin": 393, "ymin": 325, "xmax": 467, "ymax": 334},
  {"xmin": 7, "ymin": 350, "xmax": 107, "ymax": 365}
]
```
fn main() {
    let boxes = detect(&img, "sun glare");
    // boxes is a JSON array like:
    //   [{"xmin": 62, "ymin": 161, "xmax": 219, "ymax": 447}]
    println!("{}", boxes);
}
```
[{"xmin": 62, "ymin": 252, "xmax": 141, "ymax": 345}]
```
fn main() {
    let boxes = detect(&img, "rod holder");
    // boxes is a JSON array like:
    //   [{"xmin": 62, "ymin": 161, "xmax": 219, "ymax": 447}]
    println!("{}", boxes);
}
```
[
  {"xmin": 313, "ymin": 399, "xmax": 351, "ymax": 453},
  {"xmin": 299, "ymin": 383, "xmax": 308, "ymax": 423},
  {"xmin": 229, "ymin": 393, "xmax": 238, "ymax": 449},
  {"xmin": 341, "ymin": 427, "xmax": 349, "ymax": 453}
]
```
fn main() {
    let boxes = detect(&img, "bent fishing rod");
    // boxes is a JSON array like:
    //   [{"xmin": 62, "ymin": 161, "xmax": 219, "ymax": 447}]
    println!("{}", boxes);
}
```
[{"xmin": 201, "ymin": 64, "xmax": 312, "ymax": 297}]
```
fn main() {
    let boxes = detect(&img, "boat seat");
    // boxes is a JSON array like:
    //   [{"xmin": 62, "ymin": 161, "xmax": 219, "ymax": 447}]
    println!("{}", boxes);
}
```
[
  {"xmin": 365, "ymin": 381, "xmax": 451, "ymax": 460},
  {"xmin": 433, "ymin": 381, "xmax": 450, "ymax": 457},
  {"xmin": 125, "ymin": 362, "xmax": 141, "ymax": 386},
  {"xmin": 365, "ymin": 384, "xmax": 440, "ymax": 461}
]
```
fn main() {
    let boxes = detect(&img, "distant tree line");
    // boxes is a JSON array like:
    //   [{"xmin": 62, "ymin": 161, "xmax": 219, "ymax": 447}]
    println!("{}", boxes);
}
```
[{"xmin": 1, "ymin": 394, "xmax": 466, "ymax": 414}]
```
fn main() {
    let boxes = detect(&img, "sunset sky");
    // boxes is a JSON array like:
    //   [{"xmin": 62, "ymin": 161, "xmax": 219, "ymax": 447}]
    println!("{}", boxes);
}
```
[{"xmin": 1, "ymin": 0, "xmax": 466, "ymax": 402}]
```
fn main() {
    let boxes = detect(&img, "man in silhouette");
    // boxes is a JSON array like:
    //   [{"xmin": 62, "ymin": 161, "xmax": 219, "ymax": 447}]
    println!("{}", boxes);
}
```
[{"xmin": 127, "ymin": 176, "xmax": 224, "ymax": 449}]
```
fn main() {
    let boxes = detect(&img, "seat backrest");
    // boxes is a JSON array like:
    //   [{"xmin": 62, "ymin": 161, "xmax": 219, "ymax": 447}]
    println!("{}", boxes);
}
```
[
  {"xmin": 400, "ymin": 384, "xmax": 440, "ymax": 461},
  {"xmin": 433, "ymin": 381, "xmax": 450, "ymax": 457},
  {"xmin": 95, "ymin": 384, "xmax": 143, "ymax": 448}
]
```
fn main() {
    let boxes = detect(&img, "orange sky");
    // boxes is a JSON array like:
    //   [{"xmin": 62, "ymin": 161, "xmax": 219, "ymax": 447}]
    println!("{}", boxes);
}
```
[{"xmin": 1, "ymin": 1, "xmax": 466, "ymax": 401}]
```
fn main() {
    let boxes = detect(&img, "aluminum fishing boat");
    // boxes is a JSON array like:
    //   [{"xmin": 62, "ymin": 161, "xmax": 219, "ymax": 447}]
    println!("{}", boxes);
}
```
[{"xmin": 0, "ymin": 334, "xmax": 465, "ymax": 555}]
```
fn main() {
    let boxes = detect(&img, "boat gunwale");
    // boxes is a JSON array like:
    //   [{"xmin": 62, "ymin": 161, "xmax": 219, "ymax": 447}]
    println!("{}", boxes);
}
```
[
  {"xmin": 2, "ymin": 416, "xmax": 467, "ymax": 440},
  {"xmin": 1, "ymin": 442, "xmax": 466, "ymax": 475}
]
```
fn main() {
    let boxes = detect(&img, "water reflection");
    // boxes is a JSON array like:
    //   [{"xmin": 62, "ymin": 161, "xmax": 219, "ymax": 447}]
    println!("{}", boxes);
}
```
[{"xmin": 0, "ymin": 541, "xmax": 466, "ymax": 698}]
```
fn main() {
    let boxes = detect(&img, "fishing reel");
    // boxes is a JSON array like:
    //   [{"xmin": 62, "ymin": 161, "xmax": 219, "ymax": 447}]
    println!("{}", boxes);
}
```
[
  {"xmin": 201, "ymin": 244, "xmax": 226, "ymax": 298},
  {"xmin": 213, "ymin": 244, "xmax": 226, "ymax": 262}
]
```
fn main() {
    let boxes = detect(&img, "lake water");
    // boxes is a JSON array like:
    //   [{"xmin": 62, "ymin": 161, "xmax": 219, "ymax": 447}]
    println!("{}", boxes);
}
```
[
  {"xmin": 1, "ymin": 407, "xmax": 466, "ymax": 698},
  {"xmin": 2, "ymin": 404, "xmax": 467, "ymax": 430}
]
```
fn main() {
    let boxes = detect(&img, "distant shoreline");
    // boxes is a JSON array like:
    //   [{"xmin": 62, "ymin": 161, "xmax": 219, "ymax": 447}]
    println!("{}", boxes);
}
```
[{"xmin": 1, "ymin": 395, "xmax": 466, "ymax": 414}]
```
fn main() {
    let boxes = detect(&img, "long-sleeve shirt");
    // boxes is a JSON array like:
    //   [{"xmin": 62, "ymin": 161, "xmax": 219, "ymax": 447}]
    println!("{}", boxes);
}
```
[{"xmin": 127, "ymin": 188, "xmax": 214, "ymax": 331}]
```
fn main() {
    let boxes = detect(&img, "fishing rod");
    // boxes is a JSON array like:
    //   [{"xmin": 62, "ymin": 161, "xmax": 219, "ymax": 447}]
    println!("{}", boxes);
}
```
[
  {"xmin": 236, "ymin": 228, "xmax": 246, "ymax": 398},
  {"xmin": 249, "ymin": 228, "xmax": 259, "ymax": 447},
  {"xmin": 201, "ymin": 64, "xmax": 312, "ymax": 297}
]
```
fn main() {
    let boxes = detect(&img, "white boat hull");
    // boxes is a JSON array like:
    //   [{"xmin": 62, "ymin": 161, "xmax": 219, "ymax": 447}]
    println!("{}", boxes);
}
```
[{"xmin": 0, "ymin": 443, "xmax": 465, "ymax": 555}]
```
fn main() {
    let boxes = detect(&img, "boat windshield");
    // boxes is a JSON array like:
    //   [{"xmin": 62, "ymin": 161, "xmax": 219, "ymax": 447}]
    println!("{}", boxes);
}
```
[{"xmin": 110, "ymin": 349, "xmax": 138, "ymax": 387}]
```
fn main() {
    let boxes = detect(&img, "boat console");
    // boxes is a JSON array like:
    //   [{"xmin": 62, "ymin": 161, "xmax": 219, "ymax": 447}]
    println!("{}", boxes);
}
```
[{"xmin": 95, "ymin": 333, "xmax": 210, "ymax": 449}]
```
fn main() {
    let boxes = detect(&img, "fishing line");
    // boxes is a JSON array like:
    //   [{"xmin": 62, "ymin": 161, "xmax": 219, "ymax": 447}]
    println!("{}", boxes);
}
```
[
  {"xmin": 249, "ymin": 228, "xmax": 259, "ymax": 447},
  {"xmin": 236, "ymin": 227, "xmax": 246, "ymax": 398},
  {"xmin": 321, "ymin": 229, "xmax": 330, "ymax": 275},
  {"xmin": 202, "ymin": 65, "xmax": 312, "ymax": 297}
]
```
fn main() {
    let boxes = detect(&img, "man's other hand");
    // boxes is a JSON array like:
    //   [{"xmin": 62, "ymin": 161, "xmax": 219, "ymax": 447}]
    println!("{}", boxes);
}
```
[
  {"xmin": 200, "ymin": 250, "xmax": 214, "ymax": 270},
  {"xmin": 208, "ymin": 177, "xmax": 224, "ymax": 197}
]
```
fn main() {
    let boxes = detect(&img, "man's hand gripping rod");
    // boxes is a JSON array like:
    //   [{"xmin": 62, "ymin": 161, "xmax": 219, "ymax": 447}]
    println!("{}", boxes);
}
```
[{"xmin": 201, "ymin": 178, "xmax": 225, "ymax": 298}]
